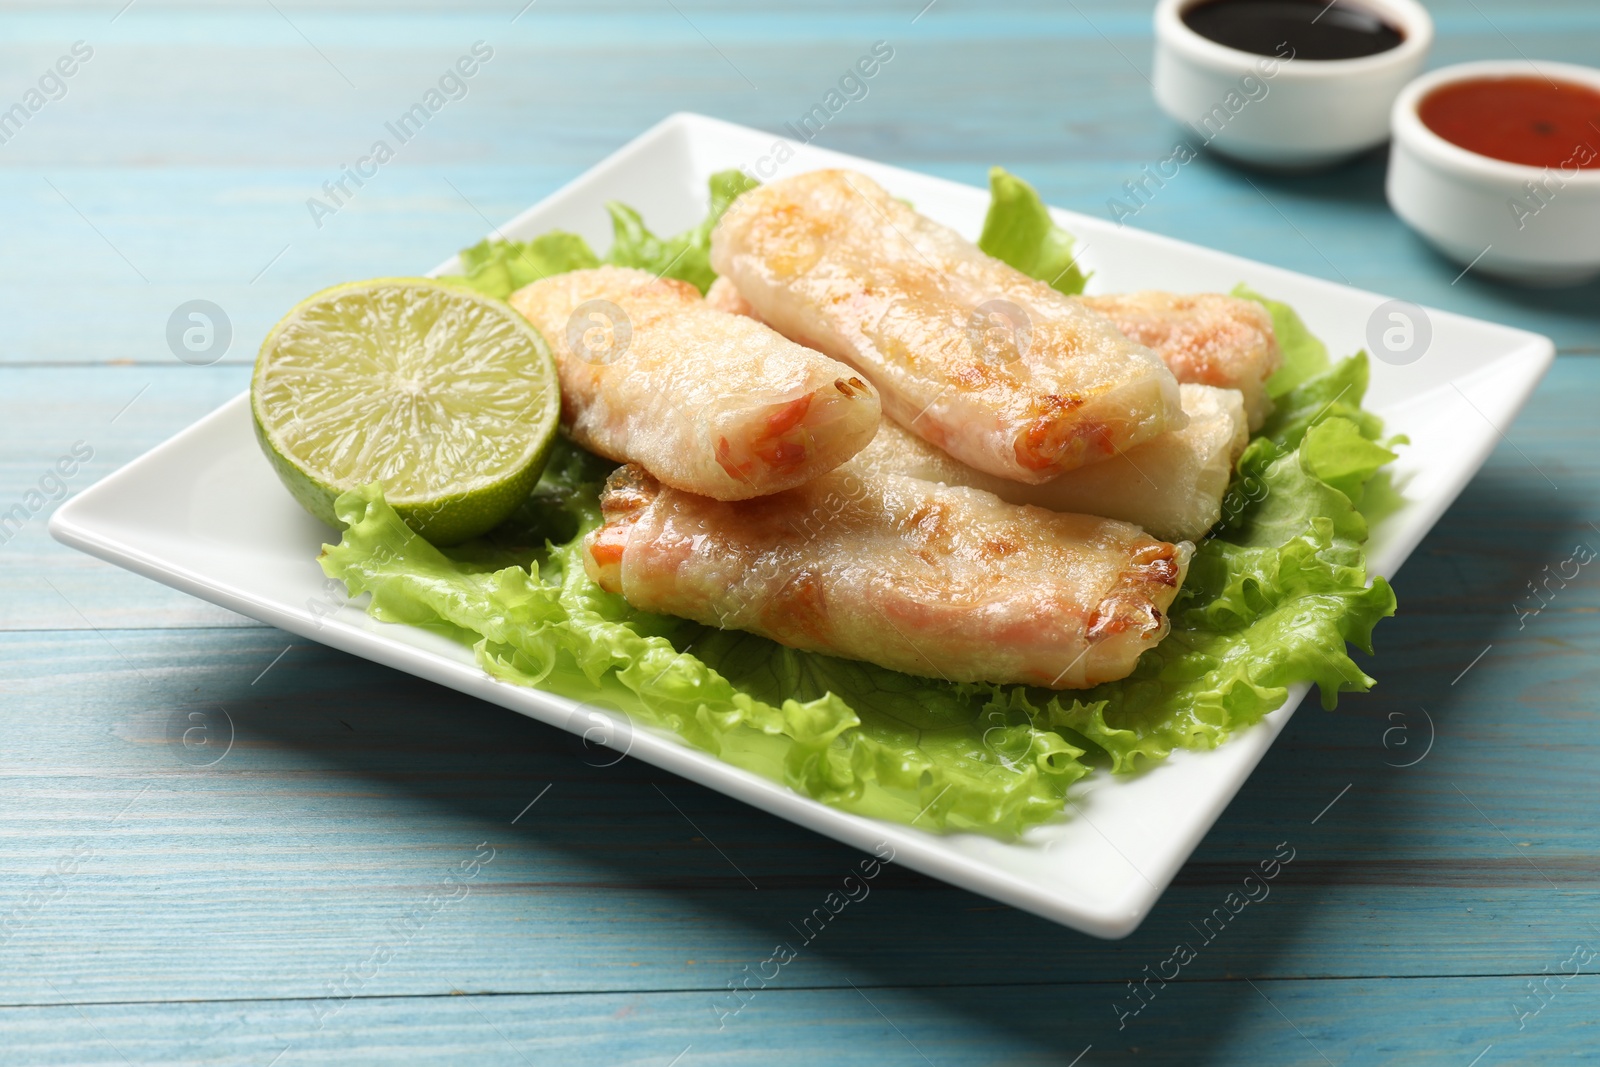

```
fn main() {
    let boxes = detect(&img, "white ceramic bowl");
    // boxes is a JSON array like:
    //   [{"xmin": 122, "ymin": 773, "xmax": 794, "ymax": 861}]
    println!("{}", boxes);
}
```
[
  {"xmin": 1387, "ymin": 60, "xmax": 1600, "ymax": 287},
  {"xmin": 1152, "ymin": 0, "xmax": 1433, "ymax": 168}
]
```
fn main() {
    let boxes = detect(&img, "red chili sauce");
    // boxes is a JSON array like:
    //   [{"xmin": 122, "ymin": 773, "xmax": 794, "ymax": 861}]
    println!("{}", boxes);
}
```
[{"xmin": 1418, "ymin": 76, "xmax": 1600, "ymax": 169}]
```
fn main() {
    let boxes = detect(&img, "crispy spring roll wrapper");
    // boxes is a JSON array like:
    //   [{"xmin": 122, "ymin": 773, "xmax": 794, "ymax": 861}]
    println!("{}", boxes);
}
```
[
  {"xmin": 706, "ymin": 276, "xmax": 759, "ymax": 319},
  {"xmin": 713, "ymin": 274, "xmax": 1279, "ymax": 433},
  {"xmin": 584, "ymin": 463, "xmax": 1191, "ymax": 689},
  {"xmin": 1077, "ymin": 292, "xmax": 1281, "ymax": 430},
  {"xmin": 853, "ymin": 384, "xmax": 1250, "ymax": 543},
  {"xmin": 709, "ymin": 169, "xmax": 1185, "ymax": 484},
  {"xmin": 710, "ymin": 277, "xmax": 1251, "ymax": 540},
  {"xmin": 508, "ymin": 267, "xmax": 880, "ymax": 501}
]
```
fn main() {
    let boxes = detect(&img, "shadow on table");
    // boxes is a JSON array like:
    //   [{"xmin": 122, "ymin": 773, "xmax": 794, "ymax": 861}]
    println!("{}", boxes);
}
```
[
  {"xmin": 1408, "ymin": 234, "xmax": 1600, "ymax": 326},
  {"xmin": 218, "ymin": 467, "xmax": 1572, "ymax": 1064},
  {"xmin": 1202, "ymin": 141, "xmax": 1392, "ymax": 211}
]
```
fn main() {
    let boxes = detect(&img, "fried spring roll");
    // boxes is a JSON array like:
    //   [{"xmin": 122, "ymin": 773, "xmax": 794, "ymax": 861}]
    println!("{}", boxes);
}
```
[
  {"xmin": 852, "ymin": 384, "xmax": 1249, "ymax": 542},
  {"xmin": 709, "ymin": 170, "xmax": 1185, "ymax": 484},
  {"xmin": 508, "ymin": 267, "xmax": 880, "ymax": 501},
  {"xmin": 1078, "ymin": 292, "xmax": 1281, "ymax": 429},
  {"xmin": 713, "ymin": 273, "xmax": 1279, "ymax": 433},
  {"xmin": 706, "ymin": 276, "xmax": 759, "ymax": 319},
  {"xmin": 585, "ymin": 464, "xmax": 1190, "ymax": 689}
]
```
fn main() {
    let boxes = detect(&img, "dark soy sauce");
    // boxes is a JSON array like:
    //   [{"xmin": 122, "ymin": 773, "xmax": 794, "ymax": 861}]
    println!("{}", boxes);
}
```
[{"xmin": 1182, "ymin": 0, "xmax": 1405, "ymax": 61}]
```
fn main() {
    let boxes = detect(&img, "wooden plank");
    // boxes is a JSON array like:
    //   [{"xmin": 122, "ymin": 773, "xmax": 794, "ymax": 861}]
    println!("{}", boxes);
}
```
[
  {"xmin": 0, "ymin": 366, "xmax": 254, "ymax": 631},
  {"xmin": 1, "ymin": 607, "xmax": 1597, "ymax": 1005},
  {"xmin": 0, "ymin": 977, "xmax": 1593, "ymax": 1066},
  {"xmin": 1, "ymin": 8, "xmax": 1597, "ymax": 360}
]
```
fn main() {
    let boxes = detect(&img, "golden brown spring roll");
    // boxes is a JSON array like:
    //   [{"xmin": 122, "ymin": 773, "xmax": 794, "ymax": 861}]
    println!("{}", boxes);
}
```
[
  {"xmin": 585, "ymin": 463, "xmax": 1190, "ymax": 689},
  {"xmin": 509, "ymin": 267, "xmax": 880, "ymax": 501},
  {"xmin": 713, "ymin": 274, "xmax": 1280, "ymax": 433},
  {"xmin": 709, "ymin": 169, "xmax": 1185, "ymax": 484},
  {"xmin": 851, "ymin": 384, "xmax": 1249, "ymax": 542},
  {"xmin": 1078, "ymin": 292, "xmax": 1280, "ymax": 430}
]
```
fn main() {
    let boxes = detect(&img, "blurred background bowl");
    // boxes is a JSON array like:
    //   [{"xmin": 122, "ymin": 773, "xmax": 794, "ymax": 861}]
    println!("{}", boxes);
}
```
[
  {"xmin": 1152, "ymin": 0, "xmax": 1433, "ymax": 169},
  {"xmin": 1387, "ymin": 59, "xmax": 1600, "ymax": 287}
]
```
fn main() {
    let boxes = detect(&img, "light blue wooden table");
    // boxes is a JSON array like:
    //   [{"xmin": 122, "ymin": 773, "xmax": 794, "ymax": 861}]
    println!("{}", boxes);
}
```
[{"xmin": 4, "ymin": 2, "xmax": 1599, "ymax": 1063}]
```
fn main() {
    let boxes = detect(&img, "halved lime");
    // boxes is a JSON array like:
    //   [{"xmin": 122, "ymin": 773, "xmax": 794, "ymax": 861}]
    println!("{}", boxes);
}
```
[{"xmin": 251, "ymin": 278, "xmax": 560, "ymax": 546}]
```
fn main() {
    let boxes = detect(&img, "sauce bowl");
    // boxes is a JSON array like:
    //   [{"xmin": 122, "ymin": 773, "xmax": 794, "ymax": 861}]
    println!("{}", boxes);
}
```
[
  {"xmin": 1152, "ymin": 0, "xmax": 1434, "ymax": 169},
  {"xmin": 1387, "ymin": 60, "xmax": 1600, "ymax": 287}
]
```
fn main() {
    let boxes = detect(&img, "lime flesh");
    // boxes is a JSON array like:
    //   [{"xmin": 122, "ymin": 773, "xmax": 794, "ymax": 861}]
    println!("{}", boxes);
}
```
[{"xmin": 251, "ymin": 278, "xmax": 560, "ymax": 545}]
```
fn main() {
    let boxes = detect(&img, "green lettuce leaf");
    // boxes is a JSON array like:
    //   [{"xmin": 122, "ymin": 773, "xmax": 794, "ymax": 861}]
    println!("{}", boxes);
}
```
[
  {"xmin": 442, "ymin": 170, "xmax": 759, "ymax": 300},
  {"xmin": 320, "ymin": 174, "xmax": 1400, "ymax": 838},
  {"xmin": 445, "ymin": 231, "xmax": 601, "ymax": 301},
  {"xmin": 1301, "ymin": 417, "xmax": 1398, "ymax": 506},
  {"xmin": 1016, "ymin": 360, "xmax": 1397, "ymax": 772},
  {"xmin": 1233, "ymin": 283, "xmax": 1330, "ymax": 399},
  {"xmin": 603, "ymin": 169, "xmax": 760, "ymax": 294},
  {"xmin": 978, "ymin": 167, "xmax": 1090, "ymax": 295},
  {"xmin": 321, "ymin": 447, "xmax": 1091, "ymax": 837},
  {"xmin": 1260, "ymin": 350, "xmax": 1386, "ymax": 450},
  {"xmin": 321, "ymin": 352, "xmax": 1397, "ymax": 834}
]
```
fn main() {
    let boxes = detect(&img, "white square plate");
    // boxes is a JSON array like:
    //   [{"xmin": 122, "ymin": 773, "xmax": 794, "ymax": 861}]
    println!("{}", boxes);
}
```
[{"xmin": 51, "ymin": 114, "xmax": 1554, "ymax": 938}]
